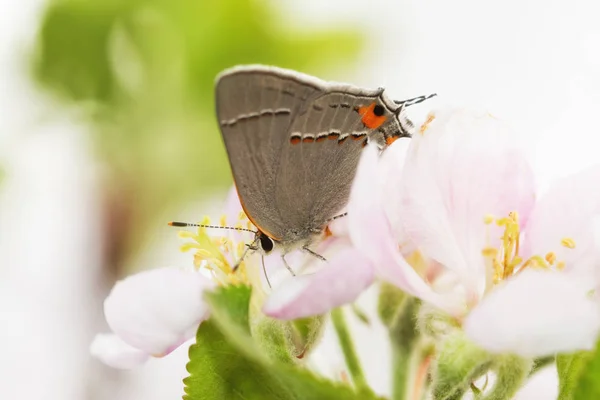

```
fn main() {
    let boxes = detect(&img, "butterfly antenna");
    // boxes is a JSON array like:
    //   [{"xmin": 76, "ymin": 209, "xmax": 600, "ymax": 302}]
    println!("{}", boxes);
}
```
[
  {"xmin": 394, "ymin": 93, "xmax": 437, "ymax": 107},
  {"xmin": 168, "ymin": 221, "xmax": 256, "ymax": 233},
  {"xmin": 326, "ymin": 212, "xmax": 348, "ymax": 223}
]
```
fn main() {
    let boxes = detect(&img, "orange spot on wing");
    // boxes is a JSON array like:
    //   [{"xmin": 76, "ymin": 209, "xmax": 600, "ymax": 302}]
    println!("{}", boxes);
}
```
[
  {"xmin": 358, "ymin": 102, "xmax": 387, "ymax": 129},
  {"xmin": 386, "ymin": 136, "xmax": 399, "ymax": 146},
  {"xmin": 316, "ymin": 136, "xmax": 327, "ymax": 142},
  {"xmin": 351, "ymin": 134, "xmax": 364, "ymax": 140},
  {"xmin": 324, "ymin": 226, "xmax": 333, "ymax": 238},
  {"xmin": 328, "ymin": 133, "xmax": 339, "ymax": 140},
  {"xmin": 302, "ymin": 136, "xmax": 315, "ymax": 143},
  {"xmin": 290, "ymin": 137, "xmax": 301, "ymax": 145}
]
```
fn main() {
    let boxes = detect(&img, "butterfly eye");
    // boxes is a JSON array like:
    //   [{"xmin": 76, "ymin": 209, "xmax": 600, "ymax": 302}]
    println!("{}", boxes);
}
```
[
  {"xmin": 259, "ymin": 233, "xmax": 274, "ymax": 253},
  {"xmin": 373, "ymin": 104, "xmax": 385, "ymax": 117}
]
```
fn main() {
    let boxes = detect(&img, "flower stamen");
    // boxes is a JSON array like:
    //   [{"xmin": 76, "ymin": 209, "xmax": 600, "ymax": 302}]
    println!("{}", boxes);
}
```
[
  {"xmin": 483, "ymin": 211, "xmax": 576, "ymax": 286},
  {"xmin": 177, "ymin": 214, "xmax": 255, "ymax": 286},
  {"xmin": 561, "ymin": 237, "xmax": 576, "ymax": 249},
  {"xmin": 419, "ymin": 114, "xmax": 436, "ymax": 135}
]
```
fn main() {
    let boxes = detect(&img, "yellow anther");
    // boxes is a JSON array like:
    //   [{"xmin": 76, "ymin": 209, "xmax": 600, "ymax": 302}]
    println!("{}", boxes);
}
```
[
  {"xmin": 484, "ymin": 214, "xmax": 495, "ymax": 225},
  {"xmin": 193, "ymin": 249, "xmax": 214, "ymax": 259},
  {"xmin": 419, "ymin": 114, "xmax": 436, "ymax": 135},
  {"xmin": 561, "ymin": 238, "xmax": 576, "ymax": 249},
  {"xmin": 180, "ymin": 242, "xmax": 202, "ymax": 252},
  {"xmin": 508, "ymin": 256, "xmax": 523, "ymax": 269},
  {"xmin": 238, "ymin": 211, "xmax": 247, "ymax": 221},
  {"xmin": 545, "ymin": 252, "xmax": 556, "ymax": 265},
  {"xmin": 220, "ymin": 214, "xmax": 227, "ymax": 227},
  {"xmin": 496, "ymin": 217, "xmax": 511, "ymax": 226},
  {"xmin": 482, "ymin": 247, "xmax": 498, "ymax": 257},
  {"xmin": 508, "ymin": 211, "xmax": 519, "ymax": 223},
  {"xmin": 530, "ymin": 255, "xmax": 549, "ymax": 269},
  {"xmin": 556, "ymin": 261, "xmax": 566, "ymax": 270}
]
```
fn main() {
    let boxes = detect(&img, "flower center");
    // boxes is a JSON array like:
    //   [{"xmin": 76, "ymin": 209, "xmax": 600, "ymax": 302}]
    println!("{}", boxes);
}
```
[
  {"xmin": 177, "ymin": 213, "xmax": 255, "ymax": 286},
  {"xmin": 482, "ymin": 211, "xmax": 575, "ymax": 284}
]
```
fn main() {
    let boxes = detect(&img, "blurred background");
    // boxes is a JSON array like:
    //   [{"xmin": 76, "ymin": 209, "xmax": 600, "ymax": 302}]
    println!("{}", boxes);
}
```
[{"xmin": 1, "ymin": 0, "xmax": 598, "ymax": 398}]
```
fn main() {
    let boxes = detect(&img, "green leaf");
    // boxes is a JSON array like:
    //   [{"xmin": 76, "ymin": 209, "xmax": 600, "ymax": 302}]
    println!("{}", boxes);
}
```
[
  {"xmin": 574, "ymin": 347, "xmax": 600, "ymax": 400},
  {"xmin": 184, "ymin": 285, "xmax": 382, "ymax": 400},
  {"xmin": 251, "ymin": 316, "xmax": 296, "ymax": 364},
  {"xmin": 557, "ymin": 352, "xmax": 592, "ymax": 400},
  {"xmin": 555, "ymin": 340, "xmax": 600, "ymax": 400}
]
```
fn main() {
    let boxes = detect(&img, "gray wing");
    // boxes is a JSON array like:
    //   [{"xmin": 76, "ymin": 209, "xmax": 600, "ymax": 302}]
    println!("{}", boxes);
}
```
[
  {"xmin": 274, "ymin": 91, "xmax": 402, "ymax": 239},
  {"xmin": 215, "ymin": 66, "xmax": 322, "ymax": 240}
]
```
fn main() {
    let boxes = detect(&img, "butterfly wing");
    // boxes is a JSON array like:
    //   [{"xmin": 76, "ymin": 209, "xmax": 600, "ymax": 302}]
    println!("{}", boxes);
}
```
[
  {"xmin": 274, "ymin": 89, "xmax": 404, "ymax": 241},
  {"xmin": 215, "ymin": 65, "xmax": 322, "ymax": 240}
]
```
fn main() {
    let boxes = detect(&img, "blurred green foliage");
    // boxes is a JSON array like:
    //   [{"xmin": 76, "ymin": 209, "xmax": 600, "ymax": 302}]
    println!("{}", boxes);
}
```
[{"xmin": 32, "ymin": 0, "xmax": 362, "ymax": 265}]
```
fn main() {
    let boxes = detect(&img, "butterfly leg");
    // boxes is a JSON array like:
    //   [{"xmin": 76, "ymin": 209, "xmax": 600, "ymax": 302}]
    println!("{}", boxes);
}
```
[
  {"xmin": 281, "ymin": 254, "xmax": 296, "ymax": 276},
  {"xmin": 302, "ymin": 246, "xmax": 327, "ymax": 262},
  {"xmin": 232, "ymin": 238, "xmax": 260, "ymax": 272}
]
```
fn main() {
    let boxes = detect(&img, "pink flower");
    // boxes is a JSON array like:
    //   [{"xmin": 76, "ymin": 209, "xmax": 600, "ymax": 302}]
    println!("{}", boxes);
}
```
[
  {"xmin": 92, "ymin": 185, "xmax": 374, "ymax": 369},
  {"xmin": 90, "ymin": 267, "xmax": 214, "ymax": 368},
  {"xmin": 348, "ymin": 108, "xmax": 600, "ymax": 357},
  {"xmin": 220, "ymin": 188, "xmax": 375, "ymax": 320}
]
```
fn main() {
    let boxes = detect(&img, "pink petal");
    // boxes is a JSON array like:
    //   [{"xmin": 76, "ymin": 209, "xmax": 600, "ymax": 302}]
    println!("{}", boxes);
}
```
[
  {"xmin": 263, "ymin": 248, "xmax": 374, "ymax": 320},
  {"xmin": 464, "ymin": 269, "xmax": 600, "ymax": 357},
  {"xmin": 379, "ymin": 139, "xmax": 413, "ymax": 243},
  {"xmin": 104, "ymin": 267, "xmax": 214, "ymax": 356},
  {"xmin": 399, "ymin": 109, "xmax": 536, "ymax": 296},
  {"xmin": 347, "ymin": 144, "xmax": 462, "ymax": 314},
  {"xmin": 90, "ymin": 333, "xmax": 150, "ymax": 369},
  {"xmin": 523, "ymin": 164, "xmax": 600, "ymax": 279}
]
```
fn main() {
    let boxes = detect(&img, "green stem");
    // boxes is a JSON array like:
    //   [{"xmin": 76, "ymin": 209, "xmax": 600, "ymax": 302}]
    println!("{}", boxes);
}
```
[
  {"xmin": 331, "ymin": 307, "xmax": 372, "ymax": 394},
  {"xmin": 390, "ymin": 297, "xmax": 421, "ymax": 400}
]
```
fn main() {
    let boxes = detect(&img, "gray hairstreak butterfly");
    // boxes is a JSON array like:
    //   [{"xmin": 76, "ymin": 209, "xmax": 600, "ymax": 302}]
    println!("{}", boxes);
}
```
[{"xmin": 171, "ymin": 65, "xmax": 435, "ymax": 274}]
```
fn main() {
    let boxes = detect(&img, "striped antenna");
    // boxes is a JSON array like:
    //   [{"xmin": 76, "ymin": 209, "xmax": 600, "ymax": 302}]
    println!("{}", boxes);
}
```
[
  {"xmin": 394, "ymin": 93, "xmax": 437, "ymax": 107},
  {"xmin": 168, "ymin": 221, "xmax": 256, "ymax": 233}
]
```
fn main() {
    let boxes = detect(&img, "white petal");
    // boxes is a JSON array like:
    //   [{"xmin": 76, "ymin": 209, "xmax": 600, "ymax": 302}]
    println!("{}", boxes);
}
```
[
  {"xmin": 513, "ymin": 365, "xmax": 558, "ymax": 400},
  {"xmin": 348, "ymin": 144, "xmax": 463, "ymax": 314},
  {"xmin": 523, "ymin": 164, "xmax": 600, "ymax": 280},
  {"xmin": 263, "ymin": 248, "xmax": 374, "ymax": 320},
  {"xmin": 104, "ymin": 267, "xmax": 214, "ymax": 356},
  {"xmin": 399, "ymin": 109, "xmax": 536, "ymax": 296},
  {"xmin": 464, "ymin": 269, "xmax": 600, "ymax": 357},
  {"xmin": 379, "ymin": 139, "xmax": 412, "ymax": 242},
  {"xmin": 90, "ymin": 333, "xmax": 149, "ymax": 369}
]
